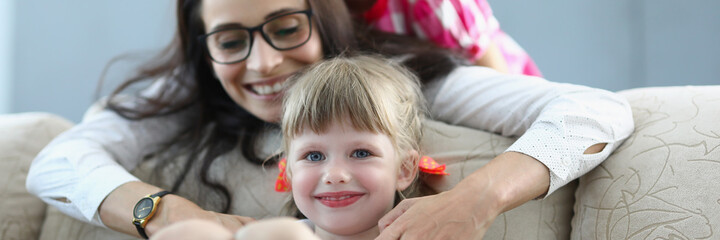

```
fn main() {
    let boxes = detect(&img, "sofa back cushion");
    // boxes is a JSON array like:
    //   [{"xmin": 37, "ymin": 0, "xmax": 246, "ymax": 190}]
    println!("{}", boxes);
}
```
[
  {"xmin": 0, "ymin": 113, "xmax": 73, "ymax": 240},
  {"xmin": 572, "ymin": 86, "xmax": 720, "ymax": 239},
  {"xmin": 36, "ymin": 119, "xmax": 577, "ymax": 239}
]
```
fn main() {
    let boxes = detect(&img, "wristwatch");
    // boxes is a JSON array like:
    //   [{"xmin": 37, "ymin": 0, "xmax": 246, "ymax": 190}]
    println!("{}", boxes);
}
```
[{"xmin": 132, "ymin": 190, "xmax": 170, "ymax": 239}]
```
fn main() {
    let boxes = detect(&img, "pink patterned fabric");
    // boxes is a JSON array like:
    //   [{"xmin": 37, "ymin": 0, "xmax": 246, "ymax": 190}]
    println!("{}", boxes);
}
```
[{"xmin": 362, "ymin": 0, "xmax": 542, "ymax": 77}]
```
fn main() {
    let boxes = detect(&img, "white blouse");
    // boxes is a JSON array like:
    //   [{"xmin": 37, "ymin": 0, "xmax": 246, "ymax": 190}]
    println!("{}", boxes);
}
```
[{"xmin": 26, "ymin": 66, "xmax": 634, "ymax": 227}]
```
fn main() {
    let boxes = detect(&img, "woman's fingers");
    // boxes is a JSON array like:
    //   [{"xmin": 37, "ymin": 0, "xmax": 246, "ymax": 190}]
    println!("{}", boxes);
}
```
[{"xmin": 377, "ymin": 197, "xmax": 422, "ymax": 232}]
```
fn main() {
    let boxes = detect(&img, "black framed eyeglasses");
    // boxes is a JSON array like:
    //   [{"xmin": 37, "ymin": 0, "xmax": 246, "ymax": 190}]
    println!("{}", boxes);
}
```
[{"xmin": 198, "ymin": 9, "xmax": 313, "ymax": 64}]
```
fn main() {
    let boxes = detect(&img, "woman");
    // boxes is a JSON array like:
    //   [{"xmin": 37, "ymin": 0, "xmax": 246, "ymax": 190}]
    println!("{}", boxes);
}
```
[{"xmin": 26, "ymin": 0, "xmax": 633, "ymax": 239}]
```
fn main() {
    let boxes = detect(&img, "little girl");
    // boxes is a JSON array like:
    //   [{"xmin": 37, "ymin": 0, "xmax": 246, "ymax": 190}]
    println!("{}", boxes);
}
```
[
  {"xmin": 275, "ymin": 54, "xmax": 451, "ymax": 239},
  {"xmin": 151, "ymin": 55, "xmax": 447, "ymax": 240}
]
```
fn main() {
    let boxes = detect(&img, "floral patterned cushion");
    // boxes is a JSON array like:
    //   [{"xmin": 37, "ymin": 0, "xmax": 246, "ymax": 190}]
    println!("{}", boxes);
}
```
[{"xmin": 572, "ymin": 86, "xmax": 720, "ymax": 239}]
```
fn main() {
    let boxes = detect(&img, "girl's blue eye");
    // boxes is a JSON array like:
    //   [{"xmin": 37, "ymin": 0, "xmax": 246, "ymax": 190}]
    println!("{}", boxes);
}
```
[
  {"xmin": 305, "ymin": 152, "xmax": 325, "ymax": 162},
  {"xmin": 352, "ymin": 150, "xmax": 371, "ymax": 159}
]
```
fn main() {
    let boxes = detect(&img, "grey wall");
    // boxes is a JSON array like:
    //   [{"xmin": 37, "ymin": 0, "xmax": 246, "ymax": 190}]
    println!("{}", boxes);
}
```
[
  {"xmin": 1, "ymin": 0, "xmax": 719, "ymax": 123},
  {"xmin": 0, "ymin": 0, "xmax": 14, "ymax": 114},
  {"xmin": 3, "ymin": 0, "xmax": 175, "ymax": 122},
  {"xmin": 491, "ymin": 0, "xmax": 720, "ymax": 91}
]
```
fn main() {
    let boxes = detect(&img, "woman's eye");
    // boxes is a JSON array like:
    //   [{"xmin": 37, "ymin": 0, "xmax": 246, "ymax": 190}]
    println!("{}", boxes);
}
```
[
  {"xmin": 352, "ymin": 150, "xmax": 371, "ymax": 159},
  {"xmin": 273, "ymin": 27, "xmax": 299, "ymax": 37},
  {"xmin": 304, "ymin": 152, "xmax": 325, "ymax": 162},
  {"xmin": 219, "ymin": 39, "xmax": 246, "ymax": 50}
]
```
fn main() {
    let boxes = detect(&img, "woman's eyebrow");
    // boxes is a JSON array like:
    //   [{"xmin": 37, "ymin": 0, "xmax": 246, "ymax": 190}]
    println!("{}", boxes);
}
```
[
  {"xmin": 209, "ymin": 23, "xmax": 243, "ymax": 32},
  {"xmin": 208, "ymin": 8, "xmax": 300, "ymax": 33},
  {"xmin": 265, "ymin": 8, "xmax": 299, "ymax": 20}
]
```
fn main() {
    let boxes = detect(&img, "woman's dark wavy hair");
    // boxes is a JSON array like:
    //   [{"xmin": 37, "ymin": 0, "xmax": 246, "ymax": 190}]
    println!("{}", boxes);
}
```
[{"xmin": 104, "ymin": 0, "xmax": 460, "ymax": 213}]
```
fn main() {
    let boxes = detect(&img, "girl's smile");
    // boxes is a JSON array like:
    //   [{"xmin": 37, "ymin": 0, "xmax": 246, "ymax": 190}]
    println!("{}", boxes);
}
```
[{"xmin": 313, "ymin": 191, "xmax": 366, "ymax": 208}]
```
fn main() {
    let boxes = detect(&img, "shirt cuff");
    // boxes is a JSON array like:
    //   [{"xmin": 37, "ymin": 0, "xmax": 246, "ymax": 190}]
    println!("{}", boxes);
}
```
[
  {"xmin": 504, "ymin": 123, "xmax": 574, "ymax": 197},
  {"xmin": 75, "ymin": 164, "xmax": 139, "ymax": 227}
]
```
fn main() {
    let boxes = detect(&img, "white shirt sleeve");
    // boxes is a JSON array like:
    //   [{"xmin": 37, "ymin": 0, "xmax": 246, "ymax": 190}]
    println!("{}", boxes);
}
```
[
  {"xmin": 26, "ymin": 104, "xmax": 193, "ymax": 226},
  {"xmin": 425, "ymin": 66, "xmax": 634, "ymax": 196}
]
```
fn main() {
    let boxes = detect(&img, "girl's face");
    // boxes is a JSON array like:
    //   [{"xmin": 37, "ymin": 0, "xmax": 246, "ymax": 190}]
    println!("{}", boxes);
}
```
[
  {"xmin": 287, "ymin": 118, "xmax": 415, "ymax": 238},
  {"xmin": 201, "ymin": 0, "xmax": 324, "ymax": 123}
]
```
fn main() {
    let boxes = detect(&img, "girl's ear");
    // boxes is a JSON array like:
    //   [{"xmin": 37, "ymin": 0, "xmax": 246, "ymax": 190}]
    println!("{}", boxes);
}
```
[{"xmin": 396, "ymin": 150, "xmax": 419, "ymax": 191}]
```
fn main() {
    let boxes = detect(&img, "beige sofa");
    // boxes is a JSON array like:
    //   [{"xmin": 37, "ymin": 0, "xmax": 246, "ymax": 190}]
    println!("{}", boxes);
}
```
[{"xmin": 2, "ymin": 86, "xmax": 718, "ymax": 240}]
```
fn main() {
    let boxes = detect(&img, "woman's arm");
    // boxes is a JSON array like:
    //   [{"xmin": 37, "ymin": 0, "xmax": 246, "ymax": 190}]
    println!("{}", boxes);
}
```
[
  {"xmin": 425, "ymin": 66, "xmax": 633, "ymax": 194},
  {"xmin": 26, "ymin": 102, "xmax": 252, "ymax": 237},
  {"xmin": 376, "ymin": 66, "xmax": 633, "ymax": 239},
  {"xmin": 26, "ymin": 107, "xmax": 185, "ymax": 225},
  {"xmin": 473, "ymin": 41, "xmax": 509, "ymax": 74},
  {"xmin": 100, "ymin": 181, "xmax": 253, "ymax": 237},
  {"xmin": 26, "ymin": 106, "xmax": 253, "ymax": 237}
]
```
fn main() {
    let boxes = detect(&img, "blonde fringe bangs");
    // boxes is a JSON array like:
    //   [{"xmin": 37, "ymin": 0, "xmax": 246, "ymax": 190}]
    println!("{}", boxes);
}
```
[{"xmin": 281, "ymin": 55, "xmax": 426, "ymax": 157}]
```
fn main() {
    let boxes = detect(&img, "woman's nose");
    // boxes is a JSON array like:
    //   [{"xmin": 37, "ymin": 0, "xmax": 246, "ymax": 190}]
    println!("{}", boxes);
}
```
[
  {"xmin": 245, "ymin": 33, "xmax": 283, "ymax": 75},
  {"xmin": 322, "ymin": 161, "xmax": 352, "ymax": 184}
]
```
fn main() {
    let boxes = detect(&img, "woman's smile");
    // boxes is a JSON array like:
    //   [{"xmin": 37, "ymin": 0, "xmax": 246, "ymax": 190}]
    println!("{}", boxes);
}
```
[{"xmin": 242, "ymin": 72, "xmax": 295, "ymax": 99}]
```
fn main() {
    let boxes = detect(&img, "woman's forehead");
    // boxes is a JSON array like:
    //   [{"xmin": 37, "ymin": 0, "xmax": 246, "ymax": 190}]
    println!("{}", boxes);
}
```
[{"xmin": 201, "ymin": 0, "xmax": 308, "ymax": 31}]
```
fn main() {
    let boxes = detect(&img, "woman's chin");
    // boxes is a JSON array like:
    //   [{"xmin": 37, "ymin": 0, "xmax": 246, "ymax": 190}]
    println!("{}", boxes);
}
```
[{"xmin": 245, "ymin": 104, "xmax": 282, "ymax": 123}]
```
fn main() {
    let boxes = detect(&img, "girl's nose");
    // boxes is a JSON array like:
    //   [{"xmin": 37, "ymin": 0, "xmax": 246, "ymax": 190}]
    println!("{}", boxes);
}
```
[
  {"xmin": 322, "ymin": 161, "xmax": 352, "ymax": 184},
  {"xmin": 245, "ymin": 33, "xmax": 283, "ymax": 75}
]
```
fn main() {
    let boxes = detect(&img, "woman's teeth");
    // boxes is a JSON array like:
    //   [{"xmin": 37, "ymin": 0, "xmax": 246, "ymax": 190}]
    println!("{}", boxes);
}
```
[{"xmin": 252, "ymin": 82, "xmax": 283, "ymax": 95}]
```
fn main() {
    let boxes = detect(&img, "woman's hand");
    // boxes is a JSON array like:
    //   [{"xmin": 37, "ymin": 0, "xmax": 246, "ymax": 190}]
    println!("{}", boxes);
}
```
[
  {"xmin": 376, "ymin": 188, "xmax": 499, "ymax": 239},
  {"xmin": 376, "ymin": 152, "xmax": 550, "ymax": 240}
]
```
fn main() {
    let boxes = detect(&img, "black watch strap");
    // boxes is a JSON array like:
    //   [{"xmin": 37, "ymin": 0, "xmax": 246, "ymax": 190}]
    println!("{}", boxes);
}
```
[
  {"xmin": 151, "ymin": 190, "xmax": 171, "ymax": 198},
  {"xmin": 135, "ymin": 221, "xmax": 149, "ymax": 239},
  {"xmin": 135, "ymin": 191, "xmax": 171, "ymax": 239}
]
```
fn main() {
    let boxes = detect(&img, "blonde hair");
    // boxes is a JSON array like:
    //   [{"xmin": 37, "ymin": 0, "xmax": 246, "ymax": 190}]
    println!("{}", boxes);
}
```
[{"xmin": 281, "ymin": 54, "xmax": 426, "ymax": 170}]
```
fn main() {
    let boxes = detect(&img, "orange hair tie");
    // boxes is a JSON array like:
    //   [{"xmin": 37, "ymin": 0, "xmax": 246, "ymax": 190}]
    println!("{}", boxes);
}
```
[
  {"xmin": 274, "ymin": 156, "xmax": 448, "ymax": 192},
  {"xmin": 275, "ymin": 158, "xmax": 291, "ymax": 192}
]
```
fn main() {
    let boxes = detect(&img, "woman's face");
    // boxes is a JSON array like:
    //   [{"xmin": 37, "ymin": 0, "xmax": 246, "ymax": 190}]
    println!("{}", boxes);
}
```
[{"xmin": 201, "ymin": 0, "xmax": 324, "ymax": 123}]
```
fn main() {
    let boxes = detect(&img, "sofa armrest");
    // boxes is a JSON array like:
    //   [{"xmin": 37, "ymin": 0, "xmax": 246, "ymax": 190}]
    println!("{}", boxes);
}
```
[
  {"xmin": 0, "ymin": 113, "xmax": 73, "ymax": 240},
  {"xmin": 572, "ymin": 86, "xmax": 720, "ymax": 239}
]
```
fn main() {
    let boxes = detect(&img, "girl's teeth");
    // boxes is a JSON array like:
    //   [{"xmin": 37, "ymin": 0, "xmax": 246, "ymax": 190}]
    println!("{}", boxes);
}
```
[{"xmin": 321, "ymin": 195, "xmax": 352, "ymax": 201}]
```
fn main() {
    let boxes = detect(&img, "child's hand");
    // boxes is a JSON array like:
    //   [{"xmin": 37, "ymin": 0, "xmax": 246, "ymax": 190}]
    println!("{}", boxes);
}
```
[
  {"xmin": 150, "ymin": 219, "xmax": 233, "ymax": 240},
  {"xmin": 235, "ymin": 217, "xmax": 319, "ymax": 240}
]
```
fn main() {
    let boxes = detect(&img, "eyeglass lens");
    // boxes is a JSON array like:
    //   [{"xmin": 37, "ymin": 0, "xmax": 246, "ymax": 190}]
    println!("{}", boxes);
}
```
[{"xmin": 205, "ymin": 12, "xmax": 311, "ymax": 64}]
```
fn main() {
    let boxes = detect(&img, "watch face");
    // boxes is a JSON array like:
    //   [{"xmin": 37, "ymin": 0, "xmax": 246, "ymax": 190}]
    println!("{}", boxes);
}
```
[{"xmin": 133, "ymin": 198, "xmax": 155, "ymax": 219}]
